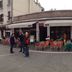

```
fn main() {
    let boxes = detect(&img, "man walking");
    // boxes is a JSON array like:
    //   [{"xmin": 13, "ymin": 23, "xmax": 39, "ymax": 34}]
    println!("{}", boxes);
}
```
[
  {"xmin": 10, "ymin": 33, "xmax": 15, "ymax": 53},
  {"xmin": 18, "ymin": 30, "xmax": 25, "ymax": 53}
]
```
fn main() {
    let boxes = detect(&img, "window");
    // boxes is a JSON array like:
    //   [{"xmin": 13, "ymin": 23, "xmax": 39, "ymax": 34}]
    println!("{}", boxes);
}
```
[
  {"xmin": 0, "ymin": 14, "xmax": 3, "ymax": 22},
  {"xmin": 0, "ymin": 1, "xmax": 3, "ymax": 9},
  {"xmin": 8, "ymin": 11, "xmax": 11, "ymax": 20},
  {"xmin": 8, "ymin": 0, "xmax": 10, "ymax": 6}
]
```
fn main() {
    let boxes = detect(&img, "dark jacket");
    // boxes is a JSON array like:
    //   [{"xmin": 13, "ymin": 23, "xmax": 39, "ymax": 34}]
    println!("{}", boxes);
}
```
[
  {"xmin": 19, "ymin": 34, "xmax": 25, "ymax": 44},
  {"xmin": 10, "ymin": 36, "xmax": 15, "ymax": 45}
]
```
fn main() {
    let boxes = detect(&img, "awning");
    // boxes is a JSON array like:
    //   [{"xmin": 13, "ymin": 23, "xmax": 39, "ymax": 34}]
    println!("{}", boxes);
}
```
[
  {"xmin": 7, "ymin": 22, "xmax": 36, "ymax": 28},
  {"xmin": 45, "ymin": 20, "xmax": 72, "ymax": 26}
]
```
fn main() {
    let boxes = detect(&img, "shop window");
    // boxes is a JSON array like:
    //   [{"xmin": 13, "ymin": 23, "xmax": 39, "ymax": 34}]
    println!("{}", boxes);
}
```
[{"xmin": 0, "ymin": 14, "xmax": 3, "ymax": 22}]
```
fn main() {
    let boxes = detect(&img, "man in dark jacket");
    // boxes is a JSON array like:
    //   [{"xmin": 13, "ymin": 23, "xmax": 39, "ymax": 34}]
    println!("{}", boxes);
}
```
[
  {"xmin": 10, "ymin": 33, "xmax": 15, "ymax": 53},
  {"xmin": 18, "ymin": 30, "xmax": 25, "ymax": 53}
]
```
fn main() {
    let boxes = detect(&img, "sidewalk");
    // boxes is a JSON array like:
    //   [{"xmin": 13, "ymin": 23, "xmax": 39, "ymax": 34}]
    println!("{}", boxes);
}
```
[{"xmin": 0, "ymin": 44, "xmax": 72, "ymax": 72}]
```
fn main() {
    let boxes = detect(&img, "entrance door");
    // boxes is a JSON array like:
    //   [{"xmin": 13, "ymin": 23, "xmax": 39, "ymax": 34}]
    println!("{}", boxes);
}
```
[{"xmin": 39, "ymin": 26, "xmax": 47, "ymax": 41}]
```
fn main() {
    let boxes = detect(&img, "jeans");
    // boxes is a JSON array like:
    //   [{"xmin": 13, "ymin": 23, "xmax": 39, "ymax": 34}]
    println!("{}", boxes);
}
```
[
  {"xmin": 25, "ymin": 45, "xmax": 29, "ymax": 57},
  {"xmin": 20, "ymin": 42, "xmax": 25, "ymax": 53}
]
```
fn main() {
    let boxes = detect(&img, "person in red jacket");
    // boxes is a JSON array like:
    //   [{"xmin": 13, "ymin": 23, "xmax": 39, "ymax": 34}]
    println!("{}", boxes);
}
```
[{"xmin": 24, "ymin": 32, "xmax": 30, "ymax": 57}]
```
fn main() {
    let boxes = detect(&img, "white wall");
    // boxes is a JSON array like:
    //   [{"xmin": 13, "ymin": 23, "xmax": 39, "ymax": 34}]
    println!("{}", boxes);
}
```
[
  {"xmin": 13, "ymin": 0, "xmax": 29, "ymax": 16},
  {"xmin": 13, "ymin": 0, "xmax": 43, "ymax": 16},
  {"xmin": 30, "ymin": 0, "xmax": 42, "ymax": 13}
]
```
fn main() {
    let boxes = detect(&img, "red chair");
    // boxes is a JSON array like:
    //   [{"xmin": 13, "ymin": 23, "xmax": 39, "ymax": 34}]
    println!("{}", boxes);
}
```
[
  {"xmin": 50, "ymin": 41, "xmax": 58, "ymax": 50},
  {"xmin": 35, "ymin": 41, "xmax": 45, "ymax": 50},
  {"xmin": 3, "ymin": 38, "xmax": 10, "ymax": 45},
  {"xmin": 35, "ymin": 42, "xmax": 40, "ymax": 50},
  {"xmin": 57, "ymin": 41, "xmax": 63, "ymax": 50},
  {"xmin": 43, "ymin": 41, "xmax": 50, "ymax": 49}
]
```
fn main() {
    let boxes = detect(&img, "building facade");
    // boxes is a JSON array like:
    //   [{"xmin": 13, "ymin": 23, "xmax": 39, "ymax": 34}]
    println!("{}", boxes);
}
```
[
  {"xmin": 0, "ymin": 0, "xmax": 43, "ymax": 24},
  {"xmin": 13, "ymin": 0, "xmax": 44, "ymax": 16},
  {"xmin": 7, "ymin": 10, "xmax": 72, "ymax": 42},
  {"xmin": 0, "ymin": 0, "xmax": 12, "ymax": 39},
  {"xmin": 0, "ymin": 0, "xmax": 12, "ymax": 24},
  {"xmin": 0, "ymin": 0, "xmax": 44, "ymax": 39}
]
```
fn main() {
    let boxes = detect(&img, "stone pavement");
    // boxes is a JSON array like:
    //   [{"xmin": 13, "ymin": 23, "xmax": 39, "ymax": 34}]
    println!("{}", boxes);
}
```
[{"xmin": 0, "ymin": 44, "xmax": 72, "ymax": 72}]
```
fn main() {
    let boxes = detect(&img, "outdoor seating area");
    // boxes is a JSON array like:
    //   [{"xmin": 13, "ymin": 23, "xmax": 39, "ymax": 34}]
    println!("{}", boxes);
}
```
[
  {"xmin": 2, "ymin": 38, "xmax": 10, "ymax": 45},
  {"xmin": 34, "ymin": 40, "xmax": 72, "ymax": 51},
  {"xmin": 35, "ymin": 41, "xmax": 50, "ymax": 51},
  {"xmin": 1, "ymin": 38, "xmax": 72, "ymax": 51},
  {"xmin": 34, "ymin": 40, "xmax": 63, "ymax": 51}
]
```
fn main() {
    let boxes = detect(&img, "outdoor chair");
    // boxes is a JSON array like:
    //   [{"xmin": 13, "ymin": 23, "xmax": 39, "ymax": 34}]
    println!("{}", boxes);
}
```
[
  {"xmin": 2, "ymin": 38, "xmax": 10, "ymax": 45},
  {"xmin": 35, "ymin": 42, "xmax": 41, "ymax": 50},
  {"xmin": 35, "ymin": 41, "xmax": 50, "ymax": 51},
  {"xmin": 43, "ymin": 41, "xmax": 50, "ymax": 50},
  {"xmin": 35, "ymin": 41, "xmax": 44, "ymax": 50},
  {"xmin": 50, "ymin": 40, "xmax": 63, "ymax": 51},
  {"xmin": 50, "ymin": 41, "xmax": 58, "ymax": 51},
  {"xmin": 57, "ymin": 41, "xmax": 63, "ymax": 51}
]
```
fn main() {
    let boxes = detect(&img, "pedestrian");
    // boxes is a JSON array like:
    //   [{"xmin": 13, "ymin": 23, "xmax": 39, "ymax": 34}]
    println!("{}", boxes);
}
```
[
  {"xmin": 24, "ymin": 32, "xmax": 30, "ymax": 57},
  {"xmin": 18, "ymin": 30, "xmax": 25, "ymax": 53},
  {"xmin": 10, "ymin": 33, "xmax": 15, "ymax": 53}
]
